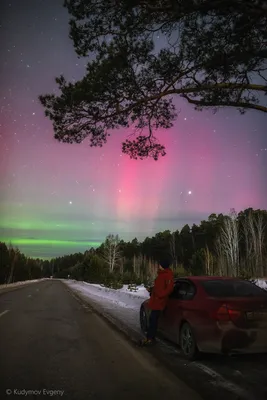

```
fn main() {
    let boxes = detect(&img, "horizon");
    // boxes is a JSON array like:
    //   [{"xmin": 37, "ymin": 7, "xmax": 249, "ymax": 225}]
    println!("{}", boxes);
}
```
[
  {"xmin": 1, "ymin": 207, "xmax": 266, "ymax": 261},
  {"xmin": 1, "ymin": 0, "xmax": 267, "ymax": 260}
]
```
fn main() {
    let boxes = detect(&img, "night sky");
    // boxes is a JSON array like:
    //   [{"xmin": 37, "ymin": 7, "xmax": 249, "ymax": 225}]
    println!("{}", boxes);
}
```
[{"xmin": 1, "ymin": 0, "xmax": 267, "ymax": 260}]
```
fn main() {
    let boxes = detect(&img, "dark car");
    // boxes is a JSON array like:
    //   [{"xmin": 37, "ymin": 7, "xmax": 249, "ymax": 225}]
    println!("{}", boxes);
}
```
[{"xmin": 140, "ymin": 276, "xmax": 267, "ymax": 360}]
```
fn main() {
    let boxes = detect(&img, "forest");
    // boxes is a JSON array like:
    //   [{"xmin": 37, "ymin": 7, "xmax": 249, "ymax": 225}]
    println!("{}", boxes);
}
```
[{"xmin": 1, "ymin": 208, "xmax": 267, "ymax": 287}]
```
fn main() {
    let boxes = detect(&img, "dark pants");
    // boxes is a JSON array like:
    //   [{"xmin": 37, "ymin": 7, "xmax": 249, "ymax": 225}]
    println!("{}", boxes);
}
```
[{"xmin": 147, "ymin": 310, "xmax": 161, "ymax": 340}]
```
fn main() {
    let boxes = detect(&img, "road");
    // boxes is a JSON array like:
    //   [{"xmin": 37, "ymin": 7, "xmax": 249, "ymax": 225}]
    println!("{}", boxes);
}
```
[{"xmin": 0, "ymin": 280, "xmax": 201, "ymax": 400}]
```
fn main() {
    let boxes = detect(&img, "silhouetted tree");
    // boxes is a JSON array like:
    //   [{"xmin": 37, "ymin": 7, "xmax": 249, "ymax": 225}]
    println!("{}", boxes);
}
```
[{"xmin": 40, "ymin": 0, "xmax": 267, "ymax": 160}]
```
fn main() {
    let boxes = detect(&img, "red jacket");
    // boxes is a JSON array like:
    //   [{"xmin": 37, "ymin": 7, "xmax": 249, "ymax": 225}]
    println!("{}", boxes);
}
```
[{"xmin": 148, "ymin": 268, "xmax": 174, "ymax": 310}]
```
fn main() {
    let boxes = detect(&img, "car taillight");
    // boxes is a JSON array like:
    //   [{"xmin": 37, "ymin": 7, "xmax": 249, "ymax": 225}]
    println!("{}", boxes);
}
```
[
  {"xmin": 228, "ymin": 308, "xmax": 242, "ymax": 320},
  {"xmin": 212, "ymin": 304, "xmax": 242, "ymax": 321},
  {"xmin": 212, "ymin": 305, "xmax": 229, "ymax": 321}
]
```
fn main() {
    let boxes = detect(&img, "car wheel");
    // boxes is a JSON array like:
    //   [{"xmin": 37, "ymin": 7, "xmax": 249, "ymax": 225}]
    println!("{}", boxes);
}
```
[
  {"xmin": 180, "ymin": 322, "xmax": 199, "ymax": 360},
  {"xmin": 140, "ymin": 306, "xmax": 148, "ymax": 335}
]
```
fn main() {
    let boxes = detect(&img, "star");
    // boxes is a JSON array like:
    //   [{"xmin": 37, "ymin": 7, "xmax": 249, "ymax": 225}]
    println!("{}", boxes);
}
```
[{"xmin": 69, "ymin": 201, "xmax": 72, "ymax": 204}]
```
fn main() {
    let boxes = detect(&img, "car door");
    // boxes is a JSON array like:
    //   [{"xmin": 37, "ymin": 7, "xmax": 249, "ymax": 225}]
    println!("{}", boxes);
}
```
[
  {"xmin": 158, "ymin": 280, "xmax": 183, "ymax": 341},
  {"xmin": 159, "ymin": 280, "xmax": 196, "ymax": 343}
]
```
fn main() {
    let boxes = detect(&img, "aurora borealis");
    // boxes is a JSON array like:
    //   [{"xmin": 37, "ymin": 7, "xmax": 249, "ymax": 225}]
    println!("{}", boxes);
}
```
[{"xmin": 0, "ymin": 0, "xmax": 267, "ymax": 259}]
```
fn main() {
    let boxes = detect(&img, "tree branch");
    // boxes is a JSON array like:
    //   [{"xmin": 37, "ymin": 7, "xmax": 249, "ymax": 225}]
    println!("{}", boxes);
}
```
[
  {"xmin": 182, "ymin": 94, "xmax": 267, "ymax": 113},
  {"xmin": 100, "ymin": 82, "xmax": 267, "ymax": 121},
  {"xmin": 142, "ymin": 0, "xmax": 267, "ymax": 17}
]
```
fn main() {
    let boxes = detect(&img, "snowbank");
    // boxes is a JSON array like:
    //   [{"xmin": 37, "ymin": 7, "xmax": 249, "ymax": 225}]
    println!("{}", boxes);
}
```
[
  {"xmin": 70, "ymin": 281, "xmax": 149, "ymax": 309},
  {"xmin": 64, "ymin": 280, "xmax": 149, "ymax": 335},
  {"xmin": 0, "ymin": 278, "xmax": 47, "ymax": 290},
  {"xmin": 253, "ymin": 279, "xmax": 267, "ymax": 291}
]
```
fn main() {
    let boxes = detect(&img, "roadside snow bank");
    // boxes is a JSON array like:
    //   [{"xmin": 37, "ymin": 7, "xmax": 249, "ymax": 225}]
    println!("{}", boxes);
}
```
[
  {"xmin": 0, "ymin": 278, "xmax": 47, "ymax": 290},
  {"xmin": 68, "ymin": 281, "xmax": 149, "ymax": 309},
  {"xmin": 253, "ymin": 279, "xmax": 267, "ymax": 291},
  {"xmin": 64, "ymin": 280, "xmax": 149, "ymax": 335}
]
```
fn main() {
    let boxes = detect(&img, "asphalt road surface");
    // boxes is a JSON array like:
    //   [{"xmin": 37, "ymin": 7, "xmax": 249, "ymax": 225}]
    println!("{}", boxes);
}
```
[{"xmin": 0, "ymin": 280, "xmax": 201, "ymax": 400}]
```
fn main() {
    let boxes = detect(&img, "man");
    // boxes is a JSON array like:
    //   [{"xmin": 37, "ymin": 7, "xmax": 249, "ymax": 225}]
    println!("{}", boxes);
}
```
[{"xmin": 141, "ymin": 259, "xmax": 174, "ymax": 346}]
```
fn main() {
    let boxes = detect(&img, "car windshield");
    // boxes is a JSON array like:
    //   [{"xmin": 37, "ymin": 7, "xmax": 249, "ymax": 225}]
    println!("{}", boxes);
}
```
[{"xmin": 201, "ymin": 279, "xmax": 267, "ymax": 298}]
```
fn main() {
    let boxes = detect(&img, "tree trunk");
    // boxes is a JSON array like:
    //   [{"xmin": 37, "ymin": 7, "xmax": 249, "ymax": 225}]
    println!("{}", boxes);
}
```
[
  {"xmin": 133, "ymin": 254, "xmax": 136, "ymax": 274},
  {"xmin": 219, "ymin": 211, "xmax": 239, "ymax": 277}
]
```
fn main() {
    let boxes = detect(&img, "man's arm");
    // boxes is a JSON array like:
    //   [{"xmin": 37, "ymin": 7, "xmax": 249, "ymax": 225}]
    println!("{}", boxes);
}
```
[{"xmin": 154, "ymin": 278, "xmax": 174, "ymax": 299}]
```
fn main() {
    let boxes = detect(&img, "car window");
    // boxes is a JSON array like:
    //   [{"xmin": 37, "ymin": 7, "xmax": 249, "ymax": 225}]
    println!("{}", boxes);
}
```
[
  {"xmin": 201, "ymin": 279, "xmax": 267, "ymax": 298},
  {"xmin": 171, "ymin": 280, "xmax": 196, "ymax": 300},
  {"xmin": 170, "ymin": 284, "xmax": 179, "ymax": 298}
]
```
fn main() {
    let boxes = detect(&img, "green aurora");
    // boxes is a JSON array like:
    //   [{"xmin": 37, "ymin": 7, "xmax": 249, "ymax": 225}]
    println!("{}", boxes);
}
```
[
  {"xmin": 0, "ymin": 238, "xmax": 100, "ymax": 248},
  {"xmin": 0, "ymin": 237, "xmax": 100, "ymax": 260},
  {"xmin": 0, "ymin": 211, "xmax": 102, "ymax": 259}
]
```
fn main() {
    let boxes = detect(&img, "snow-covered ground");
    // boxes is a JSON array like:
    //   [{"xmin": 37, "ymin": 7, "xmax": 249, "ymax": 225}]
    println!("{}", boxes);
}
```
[
  {"xmin": 252, "ymin": 278, "xmax": 267, "ymax": 291},
  {"xmin": 0, "ymin": 278, "xmax": 47, "ymax": 290},
  {"xmin": 64, "ymin": 280, "xmax": 149, "ymax": 336},
  {"xmin": 83, "ymin": 282, "xmax": 149, "ymax": 304}
]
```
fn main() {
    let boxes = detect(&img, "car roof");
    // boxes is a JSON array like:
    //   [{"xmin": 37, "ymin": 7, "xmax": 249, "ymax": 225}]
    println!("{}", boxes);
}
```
[{"xmin": 175, "ymin": 276, "xmax": 242, "ymax": 282}]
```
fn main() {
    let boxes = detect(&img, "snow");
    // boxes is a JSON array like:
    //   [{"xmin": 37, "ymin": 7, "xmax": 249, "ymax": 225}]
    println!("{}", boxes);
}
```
[
  {"xmin": 253, "ymin": 279, "xmax": 267, "ymax": 291},
  {"xmin": 0, "ymin": 278, "xmax": 47, "ymax": 290},
  {"xmin": 69, "ymin": 281, "xmax": 149, "ymax": 308},
  {"xmin": 64, "ymin": 280, "xmax": 149, "ymax": 336},
  {"xmin": 83, "ymin": 282, "xmax": 149, "ymax": 300}
]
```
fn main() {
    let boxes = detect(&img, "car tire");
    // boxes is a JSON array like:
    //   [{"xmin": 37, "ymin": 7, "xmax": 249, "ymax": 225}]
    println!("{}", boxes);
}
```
[
  {"xmin": 140, "ymin": 306, "xmax": 148, "ymax": 335},
  {"xmin": 180, "ymin": 322, "xmax": 199, "ymax": 361}
]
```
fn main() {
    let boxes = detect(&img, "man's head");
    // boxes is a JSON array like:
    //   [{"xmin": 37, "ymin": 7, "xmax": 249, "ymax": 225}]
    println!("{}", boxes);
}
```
[{"xmin": 159, "ymin": 259, "xmax": 171, "ymax": 270}]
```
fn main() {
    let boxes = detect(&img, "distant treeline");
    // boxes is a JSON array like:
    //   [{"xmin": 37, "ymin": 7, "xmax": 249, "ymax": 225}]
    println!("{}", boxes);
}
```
[{"xmin": 1, "ymin": 208, "xmax": 267, "ymax": 286}]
